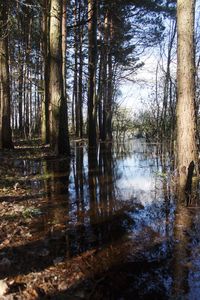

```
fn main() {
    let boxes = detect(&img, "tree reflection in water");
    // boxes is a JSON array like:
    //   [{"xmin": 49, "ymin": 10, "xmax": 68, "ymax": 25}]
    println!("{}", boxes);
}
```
[{"xmin": 27, "ymin": 139, "xmax": 200, "ymax": 299}]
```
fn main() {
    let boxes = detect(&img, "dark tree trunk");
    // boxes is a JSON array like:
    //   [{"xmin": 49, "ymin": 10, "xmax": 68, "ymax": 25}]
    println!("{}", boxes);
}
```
[
  {"xmin": 0, "ymin": 1, "xmax": 13, "ymax": 149},
  {"xmin": 58, "ymin": 0, "xmax": 70, "ymax": 155},
  {"xmin": 42, "ymin": 0, "xmax": 50, "ymax": 144},
  {"xmin": 88, "ymin": 0, "xmax": 98, "ymax": 149},
  {"xmin": 78, "ymin": 1, "xmax": 83, "ymax": 139}
]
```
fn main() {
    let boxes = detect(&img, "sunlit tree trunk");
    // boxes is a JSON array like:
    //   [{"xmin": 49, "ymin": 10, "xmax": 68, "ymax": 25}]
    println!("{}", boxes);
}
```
[
  {"xmin": 176, "ymin": 0, "xmax": 198, "ymax": 190},
  {"xmin": 0, "ymin": 1, "xmax": 13, "ymax": 149},
  {"xmin": 49, "ymin": 0, "xmax": 70, "ymax": 154},
  {"xmin": 88, "ymin": 0, "xmax": 98, "ymax": 149}
]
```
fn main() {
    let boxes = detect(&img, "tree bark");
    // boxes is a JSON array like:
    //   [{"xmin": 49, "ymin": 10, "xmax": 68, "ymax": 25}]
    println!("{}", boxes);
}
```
[
  {"xmin": 88, "ymin": 0, "xmax": 98, "ymax": 149},
  {"xmin": 58, "ymin": 0, "xmax": 70, "ymax": 155},
  {"xmin": 62, "ymin": 0, "xmax": 67, "ymax": 98},
  {"xmin": 42, "ymin": 0, "xmax": 50, "ymax": 144},
  {"xmin": 102, "ymin": 10, "xmax": 109, "ymax": 141},
  {"xmin": 78, "ymin": 1, "xmax": 83, "ymax": 139},
  {"xmin": 107, "ymin": 15, "xmax": 113, "ymax": 141},
  {"xmin": 0, "ymin": 1, "xmax": 13, "ymax": 149},
  {"xmin": 73, "ymin": 0, "xmax": 79, "ymax": 137},
  {"xmin": 49, "ymin": 0, "xmax": 70, "ymax": 155},
  {"xmin": 176, "ymin": 0, "xmax": 198, "ymax": 190}
]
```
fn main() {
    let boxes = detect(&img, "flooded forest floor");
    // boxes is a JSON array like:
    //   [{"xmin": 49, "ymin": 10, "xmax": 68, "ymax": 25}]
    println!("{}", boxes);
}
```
[{"xmin": 1, "ymin": 139, "xmax": 200, "ymax": 299}]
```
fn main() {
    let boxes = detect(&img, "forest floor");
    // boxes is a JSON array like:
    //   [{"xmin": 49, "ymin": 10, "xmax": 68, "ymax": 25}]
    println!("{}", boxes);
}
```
[{"xmin": 0, "ymin": 141, "xmax": 149, "ymax": 300}]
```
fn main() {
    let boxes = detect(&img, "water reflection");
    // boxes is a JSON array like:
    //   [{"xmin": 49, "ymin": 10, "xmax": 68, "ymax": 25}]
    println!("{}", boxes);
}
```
[
  {"xmin": 67, "ymin": 143, "xmax": 134, "ymax": 255},
  {"xmin": 6, "ymin": 139, "xmax": 200, "ymax": 298},
  {"xmin": 70, "ymin": 140, "xmax": 200, "ymax": 299}
]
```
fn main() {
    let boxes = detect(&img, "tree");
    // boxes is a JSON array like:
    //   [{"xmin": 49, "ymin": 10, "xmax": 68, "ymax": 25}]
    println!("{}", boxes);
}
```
[
  {"xmin": 2, "ymin": 0, "xmax": 176, "ymax": 149},
  {"xmin": 49, "ymin": 0, "xmax": 70, "ymax": 154},
  {"xmin": 58, "ymin": 0, "xmax": 70, "ymax": 154},
  {"xmin": 0, "ymin": 1, "xmax": 13, "ymax": 149},
  {"xmin": 176, "ymin": 0, "xmax": 198, "ymax": 190},
  {"xmin": 88, "ymin": 0, "xmax": 98, "ymax": 149},
  {"xmin": 97, "ymin": 0, "xmax": 169, "ymax": 142},
  {"xmin": 41, "ymin": 0, "xmax": 50, "ymax": 144}
]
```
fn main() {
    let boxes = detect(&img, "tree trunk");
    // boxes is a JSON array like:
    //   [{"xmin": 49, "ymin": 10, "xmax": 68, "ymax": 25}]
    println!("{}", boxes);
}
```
[
  {"xmin": 88, "ymin": 0, "xmax": 98, "ymax": 149},
  {"xmin": 97, "ymin": 45, "xmax": 103, "ymax": 140},
  {"xmin": 78, "ymin": 1, "xmax": 83, "ymax": 139},
  {"xmin": 0, "ymin": 1, "xmax": 13, "ymax": 149},
  {"xmin": 107, "ymin": 16, "xmax": 113, "ymax": 141},
  {"xmin": 42, "ymin": 0, "xmax": 50, "ymax": 143},
  {"xmin": 62, "ymin": 0, "xmax": 67, "ymax": 98},
  {"xmin": 18, "ymin": 39, "xmax": 23, "ymax": 134},
  {"xmin": 58, "ymin": 0, "xmax": 70, "ymax": 155},
  {"xmin": 49, "ymin": 0, "xmax": 70, "ymax": 155},
  {"xmin": 102, "ymin": 10, "xmax": 108, "ymax": 141},
  {"xmin": 73, "ymin": 0, "xmax": 79, "ymax": 137},
  {"xmin": 176, "ymin": 0, "xmax": 198, "ymax": 190}
]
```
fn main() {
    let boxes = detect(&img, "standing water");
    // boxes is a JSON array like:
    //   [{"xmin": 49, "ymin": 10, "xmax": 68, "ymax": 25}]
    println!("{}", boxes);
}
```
[{"xmin": 1, "ymin": 138, "xmax": 200, "ymax": 299}]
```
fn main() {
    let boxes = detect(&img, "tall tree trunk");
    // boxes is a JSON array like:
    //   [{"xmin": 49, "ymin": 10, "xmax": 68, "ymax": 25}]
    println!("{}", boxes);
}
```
[
  {"xmin": 18, "ymin": 60, "xmax": 23, "ymax": 133},
  {"xmin": 58, "ymin": 0, "xmax": 70, "ymax": 154},
  {"xmin": 88, "ymin": 0, "xmax": 98, "ymax": 149},
  {"xmin": 62, "ymin": 0, "xmax": 67, "ymax": 98},
  {"xmin": 160, "ymin": 21, "xmax": 176, "ymax": 141},
  {"xmin": 17, "ymin": 0, "xmax": 24, "ymax": 136},
  {"xmin": 24, "ymin": 17, "xmax": 32, "ymax": 139},
  {"xmin": 176, "ymin": 0, "xmax": 198, "ymax": 191},
  {"xmin": 73, "ymin": 0, "xmax": 79, "ymax": 137},
  {"xmin": 42, "ymin": 0, "xmax": 50, "ymax": 143},
  {"xmin": 78, "ymin": 1, "xmax": 83, "ymax": 139},
  {"xmin": 97, "ymin": 44, "xmax": 103, "ymax": 140},
  {"xmin": 107, "ymin": 15, "xmax": 113, "ymax": 141},
  {"xmin": 102, "ymin": 10, "xmax": 108, "ymax": 141},
  {"xmin": 49, "ymin": 0, "xmax": 70, "ymax": 155},
  {"xmin": 0, "ymin": 1, "xmax": 13, "ymax": 149}
]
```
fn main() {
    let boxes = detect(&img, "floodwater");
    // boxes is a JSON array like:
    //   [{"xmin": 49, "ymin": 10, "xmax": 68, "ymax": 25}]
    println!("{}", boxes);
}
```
[{"xmin": 4, "ymin": 139, "xmax": 200, "ymax": 299}]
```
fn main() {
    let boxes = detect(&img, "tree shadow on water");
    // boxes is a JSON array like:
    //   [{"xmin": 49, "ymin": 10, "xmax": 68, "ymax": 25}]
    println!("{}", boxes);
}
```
[
  {"xmin": 0, "ymin": 206, "xmax": 135, "ymax": 280},
  {"xmin": 41, "ymin": 240, "xmax": 174, "ymax": 300}
]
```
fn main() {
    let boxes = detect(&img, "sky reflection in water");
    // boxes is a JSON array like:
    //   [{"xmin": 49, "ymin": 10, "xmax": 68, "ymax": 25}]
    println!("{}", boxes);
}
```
[{"xmin": 13, "ymin": 139, "xmax": 200, "ymax": 299}]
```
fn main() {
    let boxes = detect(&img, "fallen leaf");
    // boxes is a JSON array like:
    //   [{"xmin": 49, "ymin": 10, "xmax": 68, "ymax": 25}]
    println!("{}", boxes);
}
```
[{"xmin": 0, "ymin": 280, "xmax": 9, "ymax": 296}]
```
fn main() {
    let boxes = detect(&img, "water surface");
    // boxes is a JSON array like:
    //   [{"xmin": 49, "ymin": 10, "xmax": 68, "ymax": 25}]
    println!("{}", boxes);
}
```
[{"xmin": 2, "ymin": 138, "xmax": 200, "ymax": 299}]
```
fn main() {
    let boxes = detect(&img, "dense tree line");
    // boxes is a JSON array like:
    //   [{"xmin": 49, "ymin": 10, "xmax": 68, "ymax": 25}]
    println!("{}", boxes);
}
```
[
  {"xmin": 1, "ymin": 0, "xmax": 198, "ymax": 192},
  {"xmin": 0, "ymin": 0, "xmax": 175, "ymax": 154}
]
